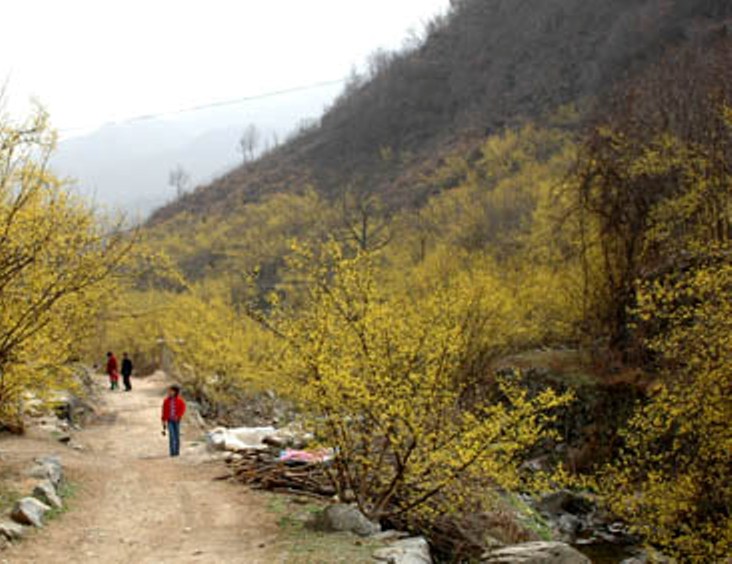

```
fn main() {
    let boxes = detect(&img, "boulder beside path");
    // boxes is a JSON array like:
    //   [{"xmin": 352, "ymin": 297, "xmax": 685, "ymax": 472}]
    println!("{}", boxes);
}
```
[
  {"xmin": 0, "ymin": 520, "xmax": 26, "ymax": 541},
  {"xmin": 314, "ymin": 504, "xmax": 381, "ymax": 537},
  {"xmin": 11, "ymin": 497, "xmax": 51, "ymax": 528},
  {"xmin": 482, "ymin": 541, "xmax": 591, "ymax": 563},
  {"xmin": 33, "ymin": 480, "xmax": 63, "ymax": 510},
  {"xmin": 373, "ymin": 536, "xmax": 433, "ymax": 563},
  {"xmin": 28, "ymin": 455, "xmax": 64, "ymax": 487}
]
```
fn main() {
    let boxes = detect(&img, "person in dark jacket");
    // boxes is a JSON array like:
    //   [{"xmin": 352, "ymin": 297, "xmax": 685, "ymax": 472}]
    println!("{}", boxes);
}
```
[
  {"xmin": 121, "ymin": 352, "xmax": 133, "ymax": 392},
  {"xmin": 161, "ymin": 385, "xmax": 186, "ymax": 457}
]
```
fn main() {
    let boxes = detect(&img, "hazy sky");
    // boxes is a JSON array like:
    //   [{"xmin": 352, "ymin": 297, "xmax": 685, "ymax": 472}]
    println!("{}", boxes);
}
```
[{"xmin": 1, "ymin": 0, "xmax": 450, "ymax": 133}]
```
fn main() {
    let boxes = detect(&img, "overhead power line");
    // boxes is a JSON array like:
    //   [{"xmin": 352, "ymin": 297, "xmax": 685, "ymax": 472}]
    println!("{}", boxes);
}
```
[{"xmin": 58, "ymin": 76, "xmax": 347, "ymax": 135}]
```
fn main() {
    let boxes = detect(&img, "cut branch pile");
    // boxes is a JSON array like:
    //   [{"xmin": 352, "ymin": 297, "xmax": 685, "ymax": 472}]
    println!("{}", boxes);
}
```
[{"xmin": 224, "ymin": 449, "xmax": 337, "ymax": 499}]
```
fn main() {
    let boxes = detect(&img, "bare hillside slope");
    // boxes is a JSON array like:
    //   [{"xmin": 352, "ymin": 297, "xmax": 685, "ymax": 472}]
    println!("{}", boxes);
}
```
[{"xmin": 150, "ymin": 0, "xmax": 731, "ymax": 223}]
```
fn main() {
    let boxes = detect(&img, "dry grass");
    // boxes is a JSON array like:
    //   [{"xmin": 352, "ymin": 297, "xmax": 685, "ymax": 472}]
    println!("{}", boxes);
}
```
[{"xmin": 0, "ymin": 464, "xmax": 22, "ymax": 514}]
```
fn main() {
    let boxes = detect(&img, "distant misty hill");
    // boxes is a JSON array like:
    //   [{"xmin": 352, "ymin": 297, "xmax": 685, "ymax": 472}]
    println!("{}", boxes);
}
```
[{"xmin": 51, "ymin": 83, "xmax": 343, "ymax": 220}]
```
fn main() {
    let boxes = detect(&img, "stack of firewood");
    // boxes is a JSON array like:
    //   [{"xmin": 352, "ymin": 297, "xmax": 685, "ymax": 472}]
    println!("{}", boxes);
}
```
[{"xmin": 224, "ymin": 449, "xmax": 336, "ymax": 499}]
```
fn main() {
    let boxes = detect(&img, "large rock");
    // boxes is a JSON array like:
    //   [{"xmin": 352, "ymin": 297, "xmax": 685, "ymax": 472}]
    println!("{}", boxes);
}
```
[
  {"xmin": 535, "ymin": 491, "xmax": 595, "ymax": 543},
  {"xmin": 11, "ymin": 497, "xmax": 51, "ymax": 528},
  {"xmin": 482, "ymin": 542, "xmax": 591, "ymax": 563},
  {"xmin": 28, "ymin": 455, "xmax": 63, "ymax": 486},
  {"xmin": 373, "ymin": 537, "xmax": 432, "ymax": 563},
  {"xmin": 314, "ymin": 504, "xmax": 381, "ymax": 537},
  {"xmin": 33, "ymin": 479, "xmax": 63, "ymax": 509},
  {"xmin": 0, "ymin": 520, "xmax": 26, "ymax": 540},
  {"xmin": 558, "ymin": 514, "xmax": 582, "ymax": 536}
]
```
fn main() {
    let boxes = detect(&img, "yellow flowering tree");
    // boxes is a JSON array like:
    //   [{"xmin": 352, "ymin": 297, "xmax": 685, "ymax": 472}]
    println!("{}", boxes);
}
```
[
  {"xmin": 603, "ymin": 258, "xmax": 732, "ymax": 560},
  {"xmin": 599, "ymin": 107, "xmax": 732, "ymax": 560},
  {"xmin": 253, "ymin": 242, "xmax": 571, "ymax": 521},
  {"xmin": 0, "ymin": 107, "xmax": 133, "ymax": 425},
  {"xmin": 157, "ymin": 290, "xmax": 274, "ymax": 408}
]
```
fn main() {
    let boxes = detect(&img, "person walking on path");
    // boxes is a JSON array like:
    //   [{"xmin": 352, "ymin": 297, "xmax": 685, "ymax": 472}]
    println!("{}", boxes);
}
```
[
  {"xmin": 106, "ymin": 352, "xmax": 120, "ymax": 391},
  {"xmin": 121, "ymin": 353, "xmax": 134, "ymax": 392},
  {"xmin": 161, "ymin": 385, "xmax": 186, "ymax": 457}
]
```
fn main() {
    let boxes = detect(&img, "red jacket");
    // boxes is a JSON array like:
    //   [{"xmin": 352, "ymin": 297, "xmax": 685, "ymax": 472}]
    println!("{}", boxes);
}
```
[
  {"xmin": 106, "ymin": 355, "xmax": 118, "ymax": 376},
  {"xmin": 161, "ymin": 396, "xmax": 186, "ymax": 422}
]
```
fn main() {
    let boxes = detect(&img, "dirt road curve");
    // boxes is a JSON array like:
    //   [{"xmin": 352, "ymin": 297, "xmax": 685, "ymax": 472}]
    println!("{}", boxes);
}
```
[{"xmin": 4, "ymin": 373, "xmax": 279, "ymax": 564}]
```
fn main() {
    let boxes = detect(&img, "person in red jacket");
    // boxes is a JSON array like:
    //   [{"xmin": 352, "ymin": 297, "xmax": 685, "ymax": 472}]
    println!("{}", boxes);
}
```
[
  {"xmin": 106, "ymin": 352, "xmax": 120, "ymax": 391},
  {"xmin": 161, "ymin": 385, "xmax": 186, "ymax": 457}
]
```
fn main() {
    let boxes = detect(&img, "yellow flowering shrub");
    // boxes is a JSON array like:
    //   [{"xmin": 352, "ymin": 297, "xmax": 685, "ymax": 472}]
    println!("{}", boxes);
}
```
[
  {"xmin": 254, "ymin": 242, "xmax": 572, "ymax": 520},
  {"xmin": 602, "ymin": 257, "xmax": 732, "ymax": 560},
  {"xmin": 0, "ymin": 107, "xmax": 132, "ymax": 425}
]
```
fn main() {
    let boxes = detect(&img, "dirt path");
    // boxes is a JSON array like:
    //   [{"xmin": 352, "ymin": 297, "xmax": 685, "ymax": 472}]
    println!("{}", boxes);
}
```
[{"xmin": 3, "ymin": 373, "xmax": 279, "ymax": 563}]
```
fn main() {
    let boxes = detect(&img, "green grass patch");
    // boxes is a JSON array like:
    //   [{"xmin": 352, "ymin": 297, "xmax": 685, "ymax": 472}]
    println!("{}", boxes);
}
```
[
  {"xmin": 0, "ymin": 483, "xmax": 21, "ymax": 514},
  {"xmin": 0, "ymin": 465, "xmax": 22, "ymax": 513},
  {"xmin": 505, "ymin": 493, "xmax": 554, "ymax": 541},
  {"xmin": 264, "ymin": 494, "xmax": 381, "ymax": 563},
  {"xmin": 46, "ymin": 480, "xmax": 78, "ymax": 520}
]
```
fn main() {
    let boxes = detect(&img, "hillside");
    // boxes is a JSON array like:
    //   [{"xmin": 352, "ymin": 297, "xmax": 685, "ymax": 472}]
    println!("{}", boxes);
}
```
[
  {"xmin": 150, "ymin": 0, "xmax": 731, "ymax": 225},
  {"xmin": 100, "ymin": 2, "xmax": 732, "ymax": 560}
]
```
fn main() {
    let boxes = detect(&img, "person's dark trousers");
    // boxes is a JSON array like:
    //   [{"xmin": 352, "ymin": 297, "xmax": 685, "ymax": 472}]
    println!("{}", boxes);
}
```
[
  {"xmin": 167, "ymin": 420, "xmax": 181, "ymax": 457},
  {"xmin": 122, "ymin": 374, "xmax": 132, "ymax": 391}
]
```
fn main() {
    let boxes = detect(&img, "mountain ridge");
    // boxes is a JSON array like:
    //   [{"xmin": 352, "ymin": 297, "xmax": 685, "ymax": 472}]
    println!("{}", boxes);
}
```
[{"xmin": 149, "ymin": 0, "xmax": 732, "ymax": 226}]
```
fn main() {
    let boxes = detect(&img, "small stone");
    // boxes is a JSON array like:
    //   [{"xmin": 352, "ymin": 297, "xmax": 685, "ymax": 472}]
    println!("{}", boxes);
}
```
[
  {"xmin": 37, "ymin": 455, "xmax": 62, "ymax": 467},
  {"xmin": 33, "ymin": 480, "xmax": 63, "ymax": 509},
  {"xmin": 482, "ymin": 541, "xmax": 590, "ymax": 563},
  {"xmin": 373, "ymin": 537, "xmax": 432, "ymax": 563},
  {"xmin": 11, "ymin": 497, "xmax": 51, "ymax": 528},
  {"xmin": 558, "ymin": 514, "xmax": 582, "ymax": 535},
  {"xmin": 29, "ymin": 456, "xmax": 63, "ymax": 487},
  {"xmin": 608, "ymin": 521, "xmax": 625, "ymax": 534},
  {"xmin": 372, "ymin": 530, "xmax": 410, "ymax": 542},
  {"xmin": 314, "ymin": 504, "xmax": 381, "ymax": 537},
  {"xmin": 0, "ymin": 521, "xmax": 26, "ymax": 541},
  {"xmin": 597, "ymin": 531, "xmax": 619, "ymax": 543},
  {"xmin": 574, "ymin": 537, "xmax": 596, "ymax": 546}
]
